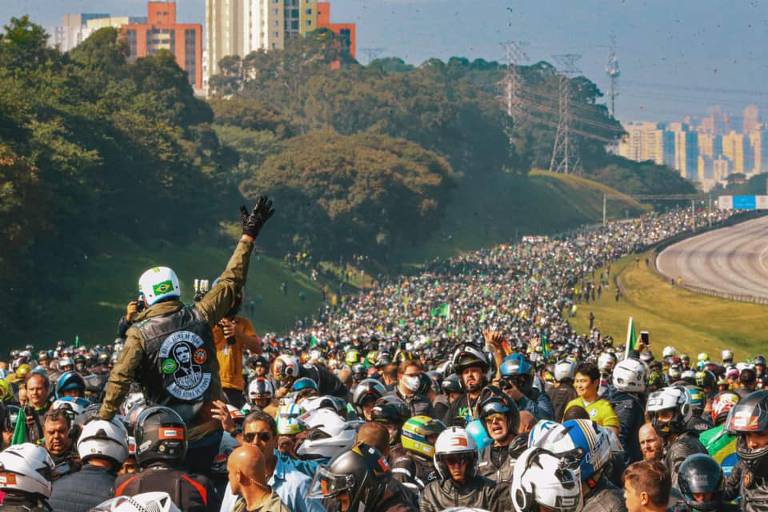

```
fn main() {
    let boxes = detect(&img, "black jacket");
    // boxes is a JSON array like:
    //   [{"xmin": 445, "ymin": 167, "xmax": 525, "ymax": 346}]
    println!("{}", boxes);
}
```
[
  {"xmin": 299, "ymin": 364, "xmax": 348, "ymax": 399},
  {"xmin": 420, "ymin": 476, "xmax": 508, "ymax": 512},
  {"xmin": 49, "ymin": 464, "xmax": 117, "ymax": 512},
  {"xmin": 114, "ymin": 464, "xmax": 218, "ymax": 512},
  {"xmin": 477, "ymin": 435, "xmax": 527, "ymax": 483},
  {"xmin": 387, "ymin": 389, "xmax": 434, "ymax": 418},
  {"xmin": 391, "ymin": 450, "xmax": 439, "ymax": 494},
  {"xmin": 582, "ymin": 477, "xmax": 627, "ymax": 512},
  {"xmin": 547, "ymin": 383, "xmax": 577, "ymax": 422},
  {"xmin": 724, "ymin": 459, "xmax": 768, "ymax": 512},
  {"xmin": 607, "ymin": 390, "xmax": 645, "ymax": 464},
  {"xmin": 665, "ymin": 432, "xmax": 707, "ymax": 489}
]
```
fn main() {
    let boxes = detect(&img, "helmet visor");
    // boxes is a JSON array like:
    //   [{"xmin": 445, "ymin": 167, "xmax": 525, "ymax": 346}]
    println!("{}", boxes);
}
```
[{"xmin": 308, "ymin": 467, "xmax": 355, "ymax": 500}]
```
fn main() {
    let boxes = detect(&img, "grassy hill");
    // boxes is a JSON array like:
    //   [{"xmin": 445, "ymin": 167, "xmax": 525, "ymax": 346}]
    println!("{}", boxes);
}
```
[
  {"xmin": 569, "ymin": 252, "xmax": 768, "ymax": 360},
  {"xmin": 395, "ymin": 170, "xmax": 647, "ymax": 264},
  {"xmin": 19, "ymin": 172, "xmax": 647, "ymax": 349}
]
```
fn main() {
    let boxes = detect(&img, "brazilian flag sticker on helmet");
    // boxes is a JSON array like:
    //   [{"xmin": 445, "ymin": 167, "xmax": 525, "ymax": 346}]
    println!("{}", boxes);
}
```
[{"xmin": 153, "ymin": 280, "xmax": 174, "ymax": 296}]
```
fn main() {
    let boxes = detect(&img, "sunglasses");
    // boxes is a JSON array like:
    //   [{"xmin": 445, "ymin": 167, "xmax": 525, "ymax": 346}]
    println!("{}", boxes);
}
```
[
  {"xmin": 442, "ymin": 454, "xmax": 470, "ymax": 465},
  {"xmin": 244, "ymin": 431, "xmax": 273, "ymax": 443}
]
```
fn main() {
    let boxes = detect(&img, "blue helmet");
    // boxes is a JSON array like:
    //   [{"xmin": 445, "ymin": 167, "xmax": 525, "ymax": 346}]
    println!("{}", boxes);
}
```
[
  {"xmin": 499, "ymin": 353, "xmax": 534, "ymax": 378},
  {"xmin": 55, "ymin": 371, "xmax": 86, "ymax": 399},
  {"xmin": 534, "ymin": 419, "xmax": 612, "ymax": 483},
  {"xmin": 291, "ymin": 377, "xmax": 319, "ymax": 393}
]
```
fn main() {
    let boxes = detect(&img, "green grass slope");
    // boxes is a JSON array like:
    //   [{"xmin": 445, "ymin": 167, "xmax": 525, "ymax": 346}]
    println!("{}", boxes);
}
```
[{"xmin": 395, "ymin": 170, "xmax": 647, "ymax": 264}]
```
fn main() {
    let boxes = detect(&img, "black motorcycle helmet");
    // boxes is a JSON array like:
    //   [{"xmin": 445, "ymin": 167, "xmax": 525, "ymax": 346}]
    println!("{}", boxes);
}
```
[
  {"xmin": 678, "ymin": 454, "xmax": 724, "ymax": 511},
  {"xmin": 372, "ymin": 396, "xmax": 410, "ymax": 445},
  {"xmin": 725, "ymin": 390, "xmax": 768, "ymax": 476},
  {"xmin": 134, "ymin": 406, "xmax": 187, "ymax": 467},
  {"xmin": 309, "ymin": 443, "xmax": 391, "ymax": 512},
  {"xmin": 477, "ymin": 387, "xmax": 520, "ymax": 439}
]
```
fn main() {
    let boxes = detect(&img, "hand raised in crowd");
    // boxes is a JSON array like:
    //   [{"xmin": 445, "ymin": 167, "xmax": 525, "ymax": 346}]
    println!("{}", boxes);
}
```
[
  {"xmin": 211, "ymin": 399, "xmax": 235, "ymax": 434},
  {"xmin": 219, "ymin": 317, "xmax": 240, "ymax": 339},
  {"xmin": 240, "ymin": 196, "xmax": 275, "ymax": 241}
]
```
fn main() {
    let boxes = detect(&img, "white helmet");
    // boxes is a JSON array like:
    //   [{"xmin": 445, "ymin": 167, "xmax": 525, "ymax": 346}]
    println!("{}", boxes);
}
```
[
  {"xmin": 612, "ymin": 358, "xmax": 647, "ymax": 393},
  {"xmin": 0, "ymin": 443, "xmax": 55, "ymax": 498},
  {"xmin": 296, "ymin": 408, "xmax": 360, "ymax": 460},
  {"xmin": 91, "ymin": 492, "xmax": 181, "ymax": 512},
  {"xmin": 662, "ymin": 346, "xmax": 677, "ymax": 359},
  {"xmin": 77, "ymin": 418, "xmax": 130, "ymax": 466},
  {"xmin": 597, "ymin": 352, "xmax": 617, "ymax": 373},
  {"xmin": 554, "ymin": 360, "xmax": 577, "ymax": 382},
  {"xmin": 52, "ymin": 397, "xmax": 92, "ymax": 423},
  {"xmin": 120, "ymin": 392, "xmax": 147, "ymax": 418},
  {"xmin": 433, "ymin": 426, "xmax": 477, "ymax": 481},
  {"xmin": 138, "ymin": 267, "xmax": 181, "ymax": 306},
  {"xmin": 247, "ymin": 378, "xmax": 275, "ymax": 403},
  {"xmin": 646, "ymin": 386, "xmax": 693, "ymax": 435},
  {"xmin": 274, "ymin": 354, "xmax": 301, "ymax": 381},
  {"xmin": 721, "ymin": 349, "xmax": 734, "ymax": 363},
  {"xmin": 510, "ymin": 447, "xmax": 583, "ymax": 512}
]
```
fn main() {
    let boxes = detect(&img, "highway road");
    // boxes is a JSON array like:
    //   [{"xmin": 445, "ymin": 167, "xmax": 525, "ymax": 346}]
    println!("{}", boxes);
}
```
[{"xmin": 656, "ymin": 216, "xmax": 768, "ymax": 300}]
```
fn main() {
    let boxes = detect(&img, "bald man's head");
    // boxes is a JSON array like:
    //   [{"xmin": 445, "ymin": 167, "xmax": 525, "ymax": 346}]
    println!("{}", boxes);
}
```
[
  {"xmin": 517, "ymin": 411, "xmax": 536, "ymax": 434},
  {"xmin": 639, "ymin": 422, "xmax": 663, "ymax": 462},
  {"xmin": 228, "ymin": 444, "xmax": 268, "ymax": 495}
]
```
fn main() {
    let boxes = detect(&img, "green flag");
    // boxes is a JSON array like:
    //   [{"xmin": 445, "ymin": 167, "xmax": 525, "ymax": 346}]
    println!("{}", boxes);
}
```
[
  {"xmin": 309, "ymin": 336, "xmax": 318, "ymax": 349},
  {"xmin": 74, "ymin": 335, "xmax": 80, "ymax": 348},
  {"xmin": 431, "ymin": 303, "xmax": 450, "ymax": 319},
  {"xmin": 625, "ymin": 317, "xmax": 637, "ymax": 358},
  {"xmin": 11, "ymin": 407, "xmax": 28, "ymax": 445},
  {"xmin": 540, "ymin": 332, "xmax": 550, "ymax": 357}
]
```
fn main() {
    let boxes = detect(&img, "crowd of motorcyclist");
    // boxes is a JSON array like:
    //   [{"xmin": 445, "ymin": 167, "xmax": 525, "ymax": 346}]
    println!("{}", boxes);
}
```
[{"xmin": 0, "ymin": 199, "xmax": 766, "ymax": 512}]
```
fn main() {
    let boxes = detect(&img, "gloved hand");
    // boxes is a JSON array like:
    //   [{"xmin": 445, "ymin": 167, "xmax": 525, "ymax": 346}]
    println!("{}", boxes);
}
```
[{"xmin": 240, "ymin": 196, "xmax": 275, "ymax": 239}]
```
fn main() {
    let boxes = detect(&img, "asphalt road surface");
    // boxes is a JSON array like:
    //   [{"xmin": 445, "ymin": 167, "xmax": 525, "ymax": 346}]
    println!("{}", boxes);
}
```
[{"xmin": 656, "ymin": 216, "xmax": 768, "ymax": 300}]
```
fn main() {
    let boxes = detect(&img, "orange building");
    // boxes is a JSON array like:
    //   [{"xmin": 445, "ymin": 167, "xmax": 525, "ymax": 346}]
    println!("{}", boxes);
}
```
[
  {"xmin": 316, "ymin": 2, "xmax": 356, "ymax": 60},
  {"xmin": 122, "ymin": 2, "xmax": 202, "ymax": 91}
]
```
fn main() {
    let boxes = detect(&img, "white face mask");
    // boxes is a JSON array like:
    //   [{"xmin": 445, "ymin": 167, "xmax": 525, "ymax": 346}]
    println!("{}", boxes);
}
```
[{"xmin": 402, "ymin": 375, "xmax": 421, "ymax": 393}]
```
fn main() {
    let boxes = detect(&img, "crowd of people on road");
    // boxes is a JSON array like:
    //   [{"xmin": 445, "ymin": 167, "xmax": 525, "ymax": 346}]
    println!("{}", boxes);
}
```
[{"xmin": 1, "ymin": 198, "xmax": 767, "ymax": 512}]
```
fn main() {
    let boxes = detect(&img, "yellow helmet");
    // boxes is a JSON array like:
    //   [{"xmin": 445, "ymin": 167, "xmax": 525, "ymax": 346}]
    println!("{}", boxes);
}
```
[
  {"xmin": 14, "ymin": 364, "xmax": 31, "ymax": 380},
  {"xmin": 0, "ymin": 379, "xmax": 13, "ymax": 402}
]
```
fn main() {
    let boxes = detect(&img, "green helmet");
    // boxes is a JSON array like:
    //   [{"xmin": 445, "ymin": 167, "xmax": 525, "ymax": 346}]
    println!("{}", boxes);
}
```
[
  {"xmin": 401, "ymin": 415, "xmax": 446, "ymax": 459},
  {"xmin": 346, "ymin": 350, "xmax": 361, "ymax": 367}
]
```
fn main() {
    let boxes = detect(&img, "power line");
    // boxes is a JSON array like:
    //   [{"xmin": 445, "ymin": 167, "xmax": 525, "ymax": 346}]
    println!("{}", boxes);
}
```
[{"xmin": 549, "ymin": 54, "xmax": 582, "ymax": 174}]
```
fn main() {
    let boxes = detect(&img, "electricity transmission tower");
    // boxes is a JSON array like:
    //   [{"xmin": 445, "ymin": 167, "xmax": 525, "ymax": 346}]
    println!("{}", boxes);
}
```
[
  {"xmin": 548, "ymin": 53, "xmax": 581, "ymax": 174},
  {"xmin": 500, "ymin": 41, "xmax": 528, "ymax": 120},
  {"xmin": 360, "ymin": 47, "xmax": 385, "ymax": 65},
  {"xmin": 605, "ymin": 34, "xmax": 620, "ymax": 118}
]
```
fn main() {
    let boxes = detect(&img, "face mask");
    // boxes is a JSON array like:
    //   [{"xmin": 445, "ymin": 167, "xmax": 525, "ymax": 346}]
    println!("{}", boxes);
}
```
[{"xmin": 403, "ymin": 375, "xmax": 421, "ymax": 393}]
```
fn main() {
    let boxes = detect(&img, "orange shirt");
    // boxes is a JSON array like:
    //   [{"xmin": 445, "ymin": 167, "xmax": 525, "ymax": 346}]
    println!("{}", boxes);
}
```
[{"xmin": 213, "ymin": 316, "xmax": 257, "ymax": 391}]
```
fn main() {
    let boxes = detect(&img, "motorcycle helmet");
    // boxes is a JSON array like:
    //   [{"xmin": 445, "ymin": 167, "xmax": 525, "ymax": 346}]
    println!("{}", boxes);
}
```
[
  {"xmin": 612, "ymin": 358, "xmax": 647, "ymax": 393},
  {"xmin": 695, "ymin": 370, "xmax": 717, "ymax": 391},
  {"xmin": 535, "ymin": 419, "xmax": 611, "ymax": 485},
  {"xmin": 401, "ymin": 415, "xmax": 446, "ymax": 459},
  {"xmin": 92, "ymin": 492, "xmax": 181, "ymax": 512},
  {"xmin": 351, "ymin": 379, "xmax": 387, "ymax": 417},
  {"xmin": 134, "ymin": 406, "xmax": 187, "ymax": 467},
  {"xmin": 55, "ymin": 371, "xmax": 86, "ymax": 399},
  {"xmin": 663, "ymin": 346, "xmax": 677, "ymax": 359},
  {"xmin": 138, "ymin": 267, "xmax": 181, "ymax": 306},
  {"xmin": 78, "ymin": 418, "xmax": 130, "ymax": 466},
  {"xmin": 724, "ymin": 390, "xmax": 768, "ymax": 476},
  {"xmin": 51, "ymin": 397, "xmax": 92, "ymax": 424},
  {"xmin": 711, "ymin": 391, "xmax": 740, "ymax": 425},
  {"xmin": 477, "ymin": 390, "xmax": 520, "ymax": 439},
  {"xmin": 433, "ymin": 427, "xmax": 477, "ymax": 481},
  {"xmin": 510, "ymin": 447, "xmax": 582, "ymax": 512},
  {"xmin": 678, "ymin": 454, "xmax": 724, "ymax": 512},
  {"xmin": 247, "ymin": 377, "xmax": 275, "ymax": 405},
  {"xmin": 721, "ymin": 350, "xmax": 734, "ymax": 364},
  {"xmin": 0, "ymin": 443, "xmax": 55, "ymax": 498},
  {"xmin": 597, "ymin": 352, "xmax": 617, "ymax": 374},
  {"xmin": 647, "ymin": 386, "xmax": 693, "ymax": 437},
  {"xmin": 297, "ymin": 409, "xmax": 359, "ymax": 460},
  {"xmin": 452, "ymin": 344, "xmax": 490, "ymax": 374},
  {"xmin": 554, "ymin": 360, "xmax": 577, "ymax": 383},
  {"xmin": 441, "ymin": 374, "xmax": 462, "ymax": 394},
  {"xmin": 371, "ymin": 396, "xmax": 410, "ymax": 427},
  {"xmin": 309, "ymin": 443, "xmax": 391, "ymax": 512}
]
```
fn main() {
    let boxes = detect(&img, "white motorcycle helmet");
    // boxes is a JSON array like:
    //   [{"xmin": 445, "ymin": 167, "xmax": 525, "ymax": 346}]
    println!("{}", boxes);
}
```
[
  {"xmin": 662, "ymin": 346, "xmax": 677, "ymax": 359},
  {"xmin": 138, "ymin": 267, "xmax": 181, "ymax": 306},
  {"xmin": 77, "ymin": 418, "xmax": 130, "ymax": 466},
  {"xmin": 554, "ymin": 360, "xmax": 577, "ymax": 382},
  {"xmin": 274, "ymin": 354, "xmax": 301, "ymax": 382},
  {"xmin": 612, "ymin": 358, "xmax": 647, "ymax": 393},
  {"xmin": 0, "ymin": 443, "xmax": 55, "ymax": 498},
  {"xmin": 597, "ymin": 352, "xmax": 617, "ymax": 373},
  {"xmin": 433, "ymin": 426, "xmax": 478, "ymax": 481},
  {"xmin": 296, "ymin": 408, "xmax": 360, "ymax": 460},
  {"xmin": 721, "ymin": 349, "xmax": 734, "ymax": 363},
  {"xmin": 510, "ymin": 447, "xmax": 583, "ymax": 512},
  {"xmin": 91, "ymin": 492, "xmax": 181, "ymax": 512}
]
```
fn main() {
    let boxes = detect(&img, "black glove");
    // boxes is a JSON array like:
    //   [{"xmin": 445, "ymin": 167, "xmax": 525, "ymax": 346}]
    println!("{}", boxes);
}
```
[{"xmin": 240, "ymin": 196, "xmax": 275, "ymax": 238}]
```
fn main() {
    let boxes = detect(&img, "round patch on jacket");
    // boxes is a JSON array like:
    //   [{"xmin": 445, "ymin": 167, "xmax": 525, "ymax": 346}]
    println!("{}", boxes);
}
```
[{"xmin": 159, "ymin": 330, "xmax": 212, "ymax": 401}]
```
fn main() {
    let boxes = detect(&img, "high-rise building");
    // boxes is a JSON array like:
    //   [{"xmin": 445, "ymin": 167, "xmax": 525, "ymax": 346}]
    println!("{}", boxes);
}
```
[
  {"xmin": 697, "ymin": 132, "xmax": 722, "ymax": 159},
  {"xmin": 317, "ymin": 2, "xmax": 356, "ymax": 59},
  {"xmin": 206, "ymin": 0, "xmax": 248, "ymax": 82},
  {"xmin": 671, "ymin": 125, "xmax": 699, "ymax": 181},
  {"xmin": 713, "ymin": 157, "xmax": 731, "ymax": 181},
  {"xmin": 617, "ymin": 122, "xmax": 665, "ymax": 165},
  {"xmin": 744, "ymin": 104, "xmax": 761, "ymax": 133},
  {"xmin": 749, "ymin": 130, "xmax": 768, "ymax": 174},
  {"xmin": 700, "ymin": 106, "xmax": 728, "ymax": 135},
  {"xmin": 53, "ymin": 13, "xmax": 110, "ymax": 51},
  {"xmin": 722, "ymin": 131, "xmax": 754, "ymax": 175},
  {"xmin": 123, "ymin": 2, "xmax": 203, "ymax": 92}
]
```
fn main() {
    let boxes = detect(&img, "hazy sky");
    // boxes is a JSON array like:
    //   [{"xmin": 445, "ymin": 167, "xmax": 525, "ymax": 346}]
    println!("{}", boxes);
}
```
[{"xmin": 4, "ymin": 0, "xmax": 768, "ymax": 122}]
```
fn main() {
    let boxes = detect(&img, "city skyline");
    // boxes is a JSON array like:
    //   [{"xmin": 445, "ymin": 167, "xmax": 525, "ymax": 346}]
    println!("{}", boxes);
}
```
[{"xmin": 5, "ymin": 0, "xmax": 768, "ymax": 122}]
